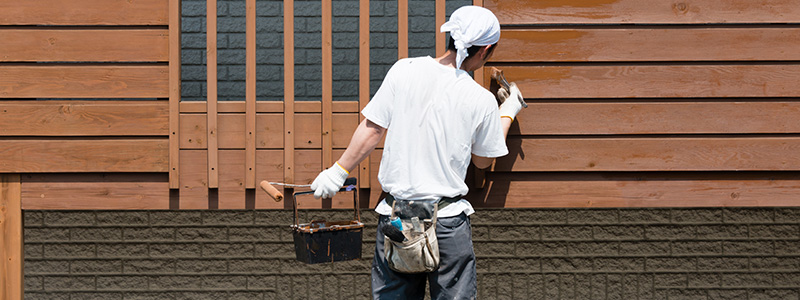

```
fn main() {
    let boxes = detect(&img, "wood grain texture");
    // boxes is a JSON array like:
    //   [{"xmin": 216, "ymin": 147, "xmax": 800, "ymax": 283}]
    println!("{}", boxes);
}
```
[
  {"xmin": 284, "ymin": 0, "xmax": 295, "ymax": 184},
  {"xmin": 0, "ymin": 0, "xmax": 168, "ymax": 25},
  {"xmin": 496, "ymin": 137, "xmax": 800, "ymax": 172},
  {"xmin": 207, "ymin": 0, "xmax": 219, "ymax": 188},
  {"xmin": 484, "ymin": 0, "xmax": 800, "ymax": 24},
  {"xmin": 169, "ymin": 0, "xmax": 181, "ymax": 188},
  {"xmin": 1, "ymin": 174, "xmax": 23, "ymax": 300},
  {"xmin": 178, "ymin": 101, "xmax": 360, "ymax": 113},
  {"xmin": 492, "ymin": 28, "xmax": 800, "ymax": 62},
  {"xmin": 0, "ymin": 65, "xmax": 169, "ymax": 98},
  {"xmin": 179, "ymin": 150, "xmax": 286, "ymax": 209},
  {"xmin": 467, "ymin": 172, "xmax": 800, "ymax": 207},
  {"xmin": 0, "ymin": 29, "xmax": 168, "ymax": 62},
  {"xmin": 0, "ymin": 139, "xmax": 168, "ymax": 173},
  {"xmin": 489, "ymin": 65, "xmax": 800, "ymax": 99},
  {"xmin": 245, "ymin": 0, "xmax": 257, "ymax": 188},
  {"xmin": 0, "ymin": 101, "xmax": 168, "ymax": 136},
  {"xmin": 397, "ymin": 0, "xmax": 408, "ymax": 59},
  {"xmin": 21, "ymin": 173, "xmax": 170, "ymax": 209},
  {"xmin": 359, "ymin": 0, "xmax": 371, "ymax": 188},
  {"xmin": 179, "ymin": 113, "xmax": 356, "ymax": 149},
  {"xmin": 511, "ymin": 101, "xmax": 800, "ymax": 135}
]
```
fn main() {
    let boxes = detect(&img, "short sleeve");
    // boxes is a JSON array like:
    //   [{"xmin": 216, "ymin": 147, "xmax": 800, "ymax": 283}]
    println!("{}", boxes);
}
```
[
  {"xmin": 361, "ymin": 62, "xmax": 400, "ymax": 129},
  {"xmin": 471, "ymin": 107, "xmax": 508, "ymax": 158}
]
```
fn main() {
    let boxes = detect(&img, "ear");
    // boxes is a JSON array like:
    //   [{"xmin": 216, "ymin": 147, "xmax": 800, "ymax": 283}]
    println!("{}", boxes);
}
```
[{"xmin": 479, "ymin": 44, "xmax": 494, "ymax": 59}]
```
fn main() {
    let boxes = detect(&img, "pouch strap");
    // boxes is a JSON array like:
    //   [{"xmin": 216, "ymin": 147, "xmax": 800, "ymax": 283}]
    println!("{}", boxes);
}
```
[{"xmin": 385, "ymin": 194, "xmax": 460, "ymax": 210}]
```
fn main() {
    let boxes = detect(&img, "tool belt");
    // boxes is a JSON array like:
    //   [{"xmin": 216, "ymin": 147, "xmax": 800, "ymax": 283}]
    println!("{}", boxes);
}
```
[
  {"xmin": 384, "ymin": 194, "xmax": 461, "ymax": 210},
  {"xmin": 384, "ymin": 199, "xmax": 439, "ymax": 273}
]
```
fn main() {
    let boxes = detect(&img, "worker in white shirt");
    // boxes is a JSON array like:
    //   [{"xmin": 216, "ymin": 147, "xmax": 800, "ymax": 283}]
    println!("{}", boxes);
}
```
[{"xmin": 310, "ymin": 6, "xmax": 524, "ymax": 299}]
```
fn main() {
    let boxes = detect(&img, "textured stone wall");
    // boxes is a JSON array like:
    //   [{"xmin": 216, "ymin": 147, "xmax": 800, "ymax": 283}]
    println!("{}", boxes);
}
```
[
  {"xmin": 24, "ymin": 208, "xmax": 800, "ymax": 299},
  {"xmin": 180, "ymin": 0, "xmax": 470, "ymax": 102}
]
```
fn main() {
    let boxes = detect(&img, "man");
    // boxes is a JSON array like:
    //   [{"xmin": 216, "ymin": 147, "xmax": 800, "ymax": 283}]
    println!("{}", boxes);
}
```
[{"xmin": 310, "ymin": 6, "xmax": 524, "ymax": 299}]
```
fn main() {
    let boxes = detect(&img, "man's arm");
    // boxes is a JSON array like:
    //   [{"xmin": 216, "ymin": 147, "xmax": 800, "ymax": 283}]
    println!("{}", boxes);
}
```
[
  {"xmin": 472, "ymin": 117, "xmax": 513, "ymax": 169},
  {"xmin": 337, "ymin": 118, "xmax": 387, "ymax": 172}
]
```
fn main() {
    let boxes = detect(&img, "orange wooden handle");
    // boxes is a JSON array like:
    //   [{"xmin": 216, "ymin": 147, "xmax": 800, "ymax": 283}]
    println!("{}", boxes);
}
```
[{"xmin": 259, "ymin": 181, "xmax": 283, "ymax": 202}]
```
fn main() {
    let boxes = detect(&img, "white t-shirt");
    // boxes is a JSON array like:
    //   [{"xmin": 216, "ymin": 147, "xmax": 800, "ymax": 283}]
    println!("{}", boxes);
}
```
[{"xmin": 362, "ymin": 56, "xmax": 508, "ymax": 217}]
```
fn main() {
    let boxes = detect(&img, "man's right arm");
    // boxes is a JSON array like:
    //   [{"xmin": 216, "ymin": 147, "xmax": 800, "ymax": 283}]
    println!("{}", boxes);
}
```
[{"xmin": 337, "ymin": 118, "xmax": 387, "ymax": 173}]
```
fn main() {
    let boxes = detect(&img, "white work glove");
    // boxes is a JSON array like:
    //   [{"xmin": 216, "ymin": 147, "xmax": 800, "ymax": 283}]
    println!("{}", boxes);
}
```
[
  {"xmin": 310, "ymin": 162, "xmax": 349, "ymax": 199},
  {"xmin": 497, "ymin": 82, "xmax": 525, "ymax": 121}
]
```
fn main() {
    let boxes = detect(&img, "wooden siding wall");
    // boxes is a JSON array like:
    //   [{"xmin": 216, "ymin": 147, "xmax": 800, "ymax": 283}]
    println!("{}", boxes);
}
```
[
  {"xmin": 0, "ymin": 0, "xmax": 176, "ymax": 212},
  {"xmin": 472, "ymin": 0, "xmax": 800, "ymax": 207},
  {"xmin": 1, "ymin": 0, "xmax": 799, "ymax": 211}
]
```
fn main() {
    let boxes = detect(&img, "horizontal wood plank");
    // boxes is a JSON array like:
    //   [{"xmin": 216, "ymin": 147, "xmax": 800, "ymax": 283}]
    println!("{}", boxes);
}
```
[
  {"xmin": 467, "ymin": 172, "xmax": 800, "ymax": 207},
  {"xmin": 0, "ymin": 29, "xmax": 169, "ymax": 62},
  {"xmin": 179, "ymin": 101, "xmax": 360, "ymax": 113},
  {"xmin": 21, "ymin": 173, "xmax": 170, "ymax": 209},
  {"xmin": 180, "ymin": 113, "xmax": 358, "ymax": 149},
  {"xmin": 492, "ymin": 28, "xmax": 800, "ymax": 62},
  {"xmin": 511, "ymin": 101, "xmax": 800, "ymax": 135},
  {"xmin": 496, "ymin": 137, "xmax": 800, "ymax": 172},
  {"xmin": 0, "ymin": 65, "xmax": 169, "ymax": 98},
  {"xmin": 485, "ymin": 0, "xmax": 800, "ymax": 24},
  {"xmin": 0, "ymin": 139, "xmax": 168, "ymax": 172},
  {"xmin": 0, "ymin": 0, "xmax": 168, "ymax": 25},
  {"xmin": 0, "ymin": 101, "xmax": 168, "ymax": 136},
  {"xmin": 489, "ymin": 65, "xmax": 800, "ymax": 99}
]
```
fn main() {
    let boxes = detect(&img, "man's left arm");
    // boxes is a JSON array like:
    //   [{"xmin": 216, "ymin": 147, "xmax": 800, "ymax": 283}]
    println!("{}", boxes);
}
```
[{"xmin": 472, "ymin": 82, "xmax": 525, "ymax": 169}]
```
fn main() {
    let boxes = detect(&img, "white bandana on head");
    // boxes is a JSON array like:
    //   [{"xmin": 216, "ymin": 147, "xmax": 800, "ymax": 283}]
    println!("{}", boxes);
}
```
[{"xmin": 440, "ymin": 6, "xmax": 500, "ymax": 70}]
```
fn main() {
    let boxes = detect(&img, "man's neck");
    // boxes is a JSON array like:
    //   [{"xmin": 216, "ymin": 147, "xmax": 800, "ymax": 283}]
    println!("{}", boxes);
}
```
[{"xmin": 435, "ymin": 50, "xmax": 458, "ymax": 69}]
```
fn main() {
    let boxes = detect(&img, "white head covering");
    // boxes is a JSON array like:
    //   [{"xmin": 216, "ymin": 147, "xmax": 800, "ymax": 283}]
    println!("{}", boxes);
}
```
[{"xmin": 440, "ymin": 6, "xmax": 501, "ymax": 70}]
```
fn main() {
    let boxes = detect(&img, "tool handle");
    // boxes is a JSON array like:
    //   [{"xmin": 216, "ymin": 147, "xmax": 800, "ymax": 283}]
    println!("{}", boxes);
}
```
[
  {"xmin": 292, "ymin": 177, "xmax": 360, "ymax": 227},
  {"xmin": 259, "ymin": 181, "xmax": 284, "ymax": 202}
]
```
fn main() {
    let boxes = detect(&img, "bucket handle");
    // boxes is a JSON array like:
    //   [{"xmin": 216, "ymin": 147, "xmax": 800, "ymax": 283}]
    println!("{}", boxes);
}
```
[{"xmin": 292, "ymin": 177, "xmax": 359, "ymax": 228}]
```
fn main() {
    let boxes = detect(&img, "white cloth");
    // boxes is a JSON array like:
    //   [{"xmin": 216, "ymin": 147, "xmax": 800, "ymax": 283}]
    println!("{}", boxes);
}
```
[
  {"xmin": 440, "ymin": 6, "xmax": 501, "ymax": 69},
  {"xmin": 362, "ymin": 56, "xmax": 508, "ymax": 217}
]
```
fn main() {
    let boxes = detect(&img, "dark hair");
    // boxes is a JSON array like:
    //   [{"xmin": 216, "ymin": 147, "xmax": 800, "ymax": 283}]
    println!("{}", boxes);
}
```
[{"xmin": 447, "ymin": 37, "xmax": 496, "ymax": 59}]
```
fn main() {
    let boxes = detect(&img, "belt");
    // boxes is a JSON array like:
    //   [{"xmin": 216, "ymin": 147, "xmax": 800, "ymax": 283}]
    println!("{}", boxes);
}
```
[{"xmin": 384, "ymin": 194, "xmax": 461, "ymax": 210}]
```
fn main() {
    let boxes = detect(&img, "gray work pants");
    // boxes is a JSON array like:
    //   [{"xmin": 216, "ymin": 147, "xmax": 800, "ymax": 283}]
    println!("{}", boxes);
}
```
[{"xmin": 371, "ymin": 213, "xmax": 477, "ymax": 300}]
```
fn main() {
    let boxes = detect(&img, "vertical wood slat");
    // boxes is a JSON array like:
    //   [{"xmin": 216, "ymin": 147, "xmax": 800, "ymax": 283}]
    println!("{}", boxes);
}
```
[
  {"xmin": 397, "ymin": 0, "xmax": 408, "ymax": 59},
  {"xmin": 472, "ymin": 0, "xmax": 486, "ymax": 188},
  {"xmin": 435, "ymin": 0, "xmax": 446, "ymax": 55},
  {"xmin": 359, "ymin": 0, "xmax": 371, "ymax": 188},
  {"xmin": 168, "ymin": 0, "xmax": 181, "ymax": 189},
  {"xmin": 207, "ymin": 0, "xmax": 219, "ymax": 188},
  {"xmin": 322, "ymin": 0, "xmax": 333, "ymax": 169},
  {"xmin": 284, "ymin": 0, "xmax": 296, "ymax": 184},
  {"xmin": 1, "ymin": 174, "xmax": 23, "ymax": 300},
  {"xmin": 245, "ymin": 0, "xmax": 257, "ymax": 189}
]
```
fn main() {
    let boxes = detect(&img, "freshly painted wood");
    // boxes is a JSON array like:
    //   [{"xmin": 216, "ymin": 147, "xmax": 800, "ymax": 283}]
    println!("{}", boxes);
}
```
[
  {"xmin": 179, "ymin": 113, "xmax": 356, "ymax": 150},
  {"xmin": 21, "ymin": 173, "xmax": 169, "ymax": 210},
  {"xmin": 484, "ymin": 0, "xmax": 800, "ymax": 25},
  {"xmin": 435, "ymin": 0, "xmax": 445, "ymax": 55},
  {"xmin": 511, "ymin": 102, "xmax": 800, "ymax": 135},
  {"xmin": 491, "ymin": 28, "xmax": 800, "ymax": 62},
  {"xmin": 467, "ymin": 172, "xmax": 800, "ymax": 208},
  {"xmin": 495, "ymin": 137, "xmax": 800, "ymax": 172},
  {"xmin": 0, "ymin": 0, "xmax": 168, "ymax": 25},
  {"xmin": 0, "ymin": 65, "xmax": 168, "ymax": 98},
  {"xmin": 245, "ymin": 0, "xmax": 257, "ymax": 189},
  {"xmin": 0, "ymin": 139, "xmax": 168, "ymax": 173},
  {"xmin": 169, "ymin": 0, "xmax": 181, "ymax": 189},
  {"xmin": 397, "ymin": 0, "xmax": 408, "ymax": 59},
  {"xmin": 0, "ymin": 29, "xmax": 169, "ymax": 62},
  {"xmin": 179, "ymin": 101, "xmax": 360, "ymax": 113},
  {"xmin": 0, "ymin": 101, "xmax": 168, "ymax": 136},
  {"xmin": 359, "ymin": 0, "xmax": 371, "ymax": 188},
  {"xmin": 284, "ymin": 0, "xmax": 296, "ymax": 184},
  {"xmin": 1, "ymin": 174, "xmax": 22, "ymax": 300},
  {"xmin": 207, "ymin": 0, "xmax": 219, "ymax": 188},
  {"xmin": 322, "ymin": 0, "xmax": 333, "ymax": 168},
  {"xmin": 489, "ymin": 65, "xmax": 800, "ymax": 99}
]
